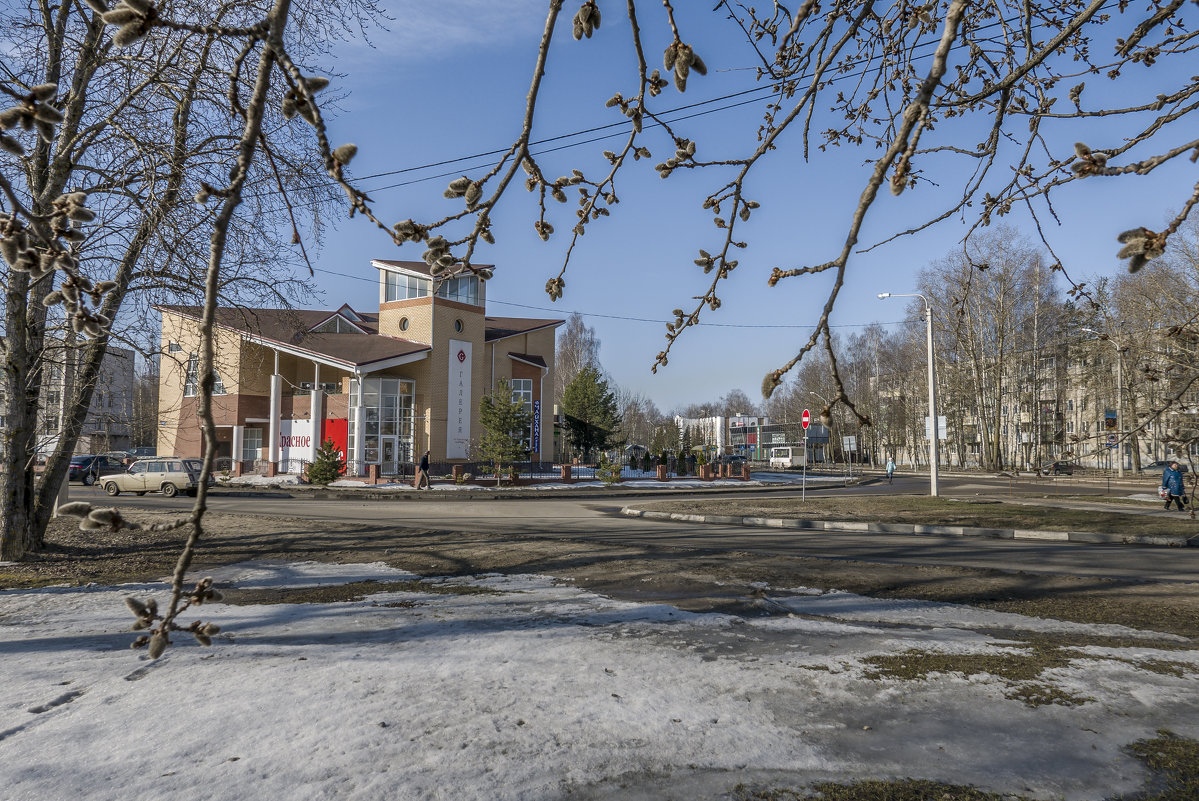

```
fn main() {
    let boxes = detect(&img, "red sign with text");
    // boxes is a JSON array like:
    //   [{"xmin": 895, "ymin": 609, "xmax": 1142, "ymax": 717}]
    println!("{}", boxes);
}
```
[
  {"xmin": 801, "ymin": 409, "xmax": 811, "ymax": 430},
  {"xmin": 322, "ymin": 418, "xmax": 348, "ymax": 472}
]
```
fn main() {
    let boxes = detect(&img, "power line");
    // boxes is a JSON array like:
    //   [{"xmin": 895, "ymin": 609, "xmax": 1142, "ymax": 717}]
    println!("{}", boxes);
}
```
[
  {"xmin": 349, "ymin": 83, "xmax": 780, "ymax": 185},
  {"xmin": 253, "ymin": 4, "xmax": 1067, "ymax": 205},
  {"xmin": 277, "ymin": 8, "xmax": 1116, "ymax": 325},
  {"xmin": 309, "ymin": 265, "xmax": 916, "ymax": 329},
  {"xmin": 355, "ymin": 93, "xmax": 793, "ymax": 195}
]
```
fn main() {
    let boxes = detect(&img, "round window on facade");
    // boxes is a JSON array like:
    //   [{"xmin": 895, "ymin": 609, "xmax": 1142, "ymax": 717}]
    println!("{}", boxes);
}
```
[
  {"xmin": 454, "ymin": 319, "xmax": 463, "ymax": 333},
  {"xmin": 399, "ymin": 317, "xmax": 409, "ymax": 332}
]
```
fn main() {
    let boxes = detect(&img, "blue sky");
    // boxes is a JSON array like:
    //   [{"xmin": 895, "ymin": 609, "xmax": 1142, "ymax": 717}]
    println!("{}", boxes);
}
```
[{"xmin": 301, "ymin": 1, "xmax": 1185, "ymax": 413}]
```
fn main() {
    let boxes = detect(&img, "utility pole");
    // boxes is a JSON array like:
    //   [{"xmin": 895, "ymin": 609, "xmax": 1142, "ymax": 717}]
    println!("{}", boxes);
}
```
[{"xmin": 879, "ymin": 292, "xmax": 939, "ymax": 496}]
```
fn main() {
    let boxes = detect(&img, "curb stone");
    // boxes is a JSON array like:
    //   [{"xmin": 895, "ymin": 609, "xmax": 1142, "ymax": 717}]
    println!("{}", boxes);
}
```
[
  {"xmin": 205, "ymin": 479, "xmax": 832, "ymax": 502},
  {"xmin": 620, "ymin": 507, "xmax": 1194, "ymax": 548}
]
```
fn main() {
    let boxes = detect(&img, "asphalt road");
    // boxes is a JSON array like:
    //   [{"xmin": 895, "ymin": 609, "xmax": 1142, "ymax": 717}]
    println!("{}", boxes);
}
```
[{"xmin": 62, "ymin": 471, "xmax": 1199, "ymax": 584}]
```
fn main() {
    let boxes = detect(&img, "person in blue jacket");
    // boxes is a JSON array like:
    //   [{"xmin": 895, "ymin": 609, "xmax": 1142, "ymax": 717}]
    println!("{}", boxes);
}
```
[{"xmin": 1162, "ymin": 460, "xmax": 1186, "ymax": 511}]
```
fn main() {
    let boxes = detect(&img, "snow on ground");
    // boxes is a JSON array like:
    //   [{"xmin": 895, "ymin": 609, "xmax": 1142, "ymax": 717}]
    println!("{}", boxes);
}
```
[
  {"xmin": 2, "ymin": 559, "xmax": 1197, "ymax": 801},
  {"xmin": 219, "ymin": 473, "xmax": 303, "ymax": 486}
]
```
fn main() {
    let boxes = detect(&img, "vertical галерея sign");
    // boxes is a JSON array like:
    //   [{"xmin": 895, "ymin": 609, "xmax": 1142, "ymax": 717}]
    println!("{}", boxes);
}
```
[{"xmin": 447, "ymin": 339, "xmax": 472, "ymax": 459}]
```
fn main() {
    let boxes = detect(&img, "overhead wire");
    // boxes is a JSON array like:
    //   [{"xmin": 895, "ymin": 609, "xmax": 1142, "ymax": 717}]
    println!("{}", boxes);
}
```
[
  {"xmin": 309, "ymin": 266, "xmax": 917, "ymax": 329},
  {"xmin": 258, "ymin": 4, "xmax": 1122, "ymax": 327},
  {"xmin": 253, "ymin": 1, "xmax": 1091, "ymax": 203}
]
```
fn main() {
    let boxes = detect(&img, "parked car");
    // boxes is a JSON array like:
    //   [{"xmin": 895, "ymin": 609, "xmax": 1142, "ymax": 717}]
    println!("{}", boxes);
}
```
[
  {"xmin": 716, "ymin": 454, "xmax": 746, "ymax": 467},
  {"xmin": 102, "ymin": 450, "xmax": 136, "ymax": 467},
  {"xmin": 1143, "ymin": 460, "xmax": 1189, "ymax": 473},
  {"xmin": 129, "ymin": 446, "xmax": 157, "ymax": 458},
  {"xmin": 102, "ymin": 458, "xmax": 209, "ymax": 497},
  {"xmin": 1039, "ymin": 461, "xmax": 1077, "ymax": 476},
  {"xmin": 67, "ymin": 454, "xmax": 127, "ymax": 485}
]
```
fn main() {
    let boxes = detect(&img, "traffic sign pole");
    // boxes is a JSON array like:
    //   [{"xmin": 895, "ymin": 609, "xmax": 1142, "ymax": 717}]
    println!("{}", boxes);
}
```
[{"xmin": 800, "ymin": 410, "xmax": 810, "ymax": 502}]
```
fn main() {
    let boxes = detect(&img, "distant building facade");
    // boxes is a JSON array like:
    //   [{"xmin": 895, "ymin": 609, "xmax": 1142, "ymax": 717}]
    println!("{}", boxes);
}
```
[
  {"xmin": 0, "ymin": 336, "xmax": 134, "ymax": 455},
  {"xmin": 156, "ymin": 260, "xmax": 562, "ymax": 475}
]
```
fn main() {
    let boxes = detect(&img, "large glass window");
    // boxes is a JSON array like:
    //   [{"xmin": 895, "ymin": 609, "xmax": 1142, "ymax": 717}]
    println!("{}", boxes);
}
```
[
  {"xmin": 435, "ymin": 275, "xmax": 480, "ymax": 305},
  {"xmin": 184, "ymin": 355, "xmax": 197, "ymax": 397},
  {"xmin": 510, "ymin": 378, "xmax": 533, "ymax": 412},
  {"xmin": 242, "ymin": 428, "xmax": 262, "ymax": 461},
  {"xmin": 183, "ymin": 354, "xmax": 226, "ymax": 397},
  {"xmin": 384, "ymin": 272, "xmax": 431, "ymax": 302},
  {"xmin": 312, "ymin": 316, "xmax": 359, "ymax": 333},
  {"xmin": 511, "ymin": 378, "xmax": 533, "ymax": 450},
  {"xmin": 348, "ymin": 377, "xmax": 416, "ymax": 470}
]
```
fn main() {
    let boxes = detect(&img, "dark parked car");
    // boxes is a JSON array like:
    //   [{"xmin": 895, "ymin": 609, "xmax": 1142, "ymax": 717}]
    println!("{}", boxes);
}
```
[
  {"xmin": 1143, "ymin": 460, "xmax": 1189, "ymax": 473},
  {"xmin": 129, "ymin": 446, "xmax": 157, "ymax": 458},
  {"xmin": 1040, "ymin": 461, "xmax": 1077, "ymax": 476},
  {"xmin": 67, "ymin": 454, "xmax": 127, "ymax": 485}
]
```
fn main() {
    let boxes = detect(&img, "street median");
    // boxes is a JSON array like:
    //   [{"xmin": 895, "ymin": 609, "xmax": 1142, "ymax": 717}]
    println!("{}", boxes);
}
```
[{"xmin": 622, "ymin": 503, "xmax": 1196, "ymax": 548}]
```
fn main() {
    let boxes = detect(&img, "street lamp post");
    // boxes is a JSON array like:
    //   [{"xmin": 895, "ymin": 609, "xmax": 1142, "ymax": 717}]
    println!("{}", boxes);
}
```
[
  {"xmin": 1082, "ymin": 327, "xmax": 1124, "ymax": 478},
  {"xmin": 878, "ymin": 292, "xmax": 939, "ymax": 496}
]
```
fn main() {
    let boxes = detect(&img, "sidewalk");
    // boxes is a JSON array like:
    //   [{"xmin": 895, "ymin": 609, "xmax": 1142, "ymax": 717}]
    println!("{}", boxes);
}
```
[
  {"xmin": 622, "ymin": 493, "xmax": 1199, "ymax": 548},
  {"xmin": 999, "ymin": 494, "xmax": 1196, "ymax": 520}
]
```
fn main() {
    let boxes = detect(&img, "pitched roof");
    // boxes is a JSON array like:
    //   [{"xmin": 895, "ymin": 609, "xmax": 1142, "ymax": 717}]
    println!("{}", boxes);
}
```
[
  {"xmin": 157, "ymin": 305, "xmax": 563, "ymax": 368},
  {"xmin": 485, "ymin": 316, "xmax": 564, "ymax": 341},
  {"xmin": 508, "ymin": 352, "xmax": 548, "ymax": 369},
  {"xmin": 157, "ymin": 306, "xmax": 427, "ymax": 370},
  {"xmin": 308, "ymin": 309, "xmax": 373, "ymax": 334}
]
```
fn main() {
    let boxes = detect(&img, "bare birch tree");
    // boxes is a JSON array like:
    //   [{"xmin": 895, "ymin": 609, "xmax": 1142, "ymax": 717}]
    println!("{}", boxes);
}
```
[
  {"xmin": 0, "ymin": 0, "xmax": 362, "ymax": 560},
  {"xmin": 554, "ymin": 311, "xmax": 602, "ymax": 407}
]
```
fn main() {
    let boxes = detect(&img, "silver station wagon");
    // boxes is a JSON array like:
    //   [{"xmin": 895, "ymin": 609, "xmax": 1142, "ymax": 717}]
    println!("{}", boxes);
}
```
[{"xmin": 102, "ymin": 458, "xmax": 207, "ymax": 497}]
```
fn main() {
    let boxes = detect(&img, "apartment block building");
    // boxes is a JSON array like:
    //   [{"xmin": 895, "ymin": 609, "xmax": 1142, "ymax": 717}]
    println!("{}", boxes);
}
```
[{"xmin": 0, "ymin": 336, "xmax": 135, "ymax": 455}]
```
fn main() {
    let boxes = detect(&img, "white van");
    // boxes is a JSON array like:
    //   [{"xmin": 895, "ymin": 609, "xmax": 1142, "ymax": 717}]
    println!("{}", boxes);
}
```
[{"xmin": 769, "ymin": 446, "xmax": 804, "ymax": 469}]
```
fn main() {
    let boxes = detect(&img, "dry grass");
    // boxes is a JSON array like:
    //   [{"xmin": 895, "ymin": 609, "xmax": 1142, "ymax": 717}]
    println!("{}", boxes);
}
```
[{"xmin": 733, "ymin": 731, "xmax": 1199, "ymax": 800}]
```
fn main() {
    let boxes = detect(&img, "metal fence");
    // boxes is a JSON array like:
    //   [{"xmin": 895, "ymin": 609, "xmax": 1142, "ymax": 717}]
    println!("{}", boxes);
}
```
[{"xmin": 207, "ymin": 457, "xmax": 709, "ymax": 483}]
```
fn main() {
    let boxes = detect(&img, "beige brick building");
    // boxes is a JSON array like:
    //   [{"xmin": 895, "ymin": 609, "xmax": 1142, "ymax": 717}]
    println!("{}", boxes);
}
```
[{"xmin": 157, "ymin": 260, "xmax": 561, "ymax": 475}]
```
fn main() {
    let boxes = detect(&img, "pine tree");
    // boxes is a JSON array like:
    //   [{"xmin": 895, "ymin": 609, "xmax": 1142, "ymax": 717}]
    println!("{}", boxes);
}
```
[
  {"xmin": 307, "ymin": 438, "xmax": 346, "ymax": 485},
  {"xmin": 478, "ymin": 378, "xmax": 532, "ymax": 481},
  {"xmin": 561, "ymin": 365, "xmax": 621, "ymax": 462}
]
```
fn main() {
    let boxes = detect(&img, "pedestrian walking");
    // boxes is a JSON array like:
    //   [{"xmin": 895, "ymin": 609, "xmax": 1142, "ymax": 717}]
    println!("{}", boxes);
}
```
[
  {"xmin": 1161, "ymin": 460, "xmax": 1186, "ymax": 511},
  {"xmin": 885, "ymin": 457, "xmax": 895, "ymax": 485},
  {"xmin": 416, "ymin": 450, "xmax": 431, "ymax": 490}
]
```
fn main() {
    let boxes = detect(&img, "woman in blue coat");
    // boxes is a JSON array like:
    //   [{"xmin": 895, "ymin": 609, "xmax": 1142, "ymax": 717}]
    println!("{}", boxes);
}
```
[{"xmin": 1162, "ymin": 461, "xmax": 1186, "ymax": 511}]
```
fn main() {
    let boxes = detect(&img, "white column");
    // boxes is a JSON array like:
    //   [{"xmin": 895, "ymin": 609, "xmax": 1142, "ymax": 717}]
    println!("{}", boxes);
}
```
[
  {"xmin": 310, "ymin": 362, "xmax": 323, "ymax": 463},
  {"xmin": 268, "ymin": 372, "xmax": 282, "ymax": 465},
  {"xmin": 353, "ymin": 373, "xmax": 366, "ymax": 476},
  {"xmin": 231, "ymin": 425, "xmax": 244, "ymax": 464}
]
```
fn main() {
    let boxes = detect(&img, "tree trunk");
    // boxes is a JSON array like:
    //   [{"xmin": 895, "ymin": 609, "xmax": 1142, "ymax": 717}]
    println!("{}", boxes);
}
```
[{"xmin": 1, "ymin": 271, "xmax": 44, "ymax": 559}]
